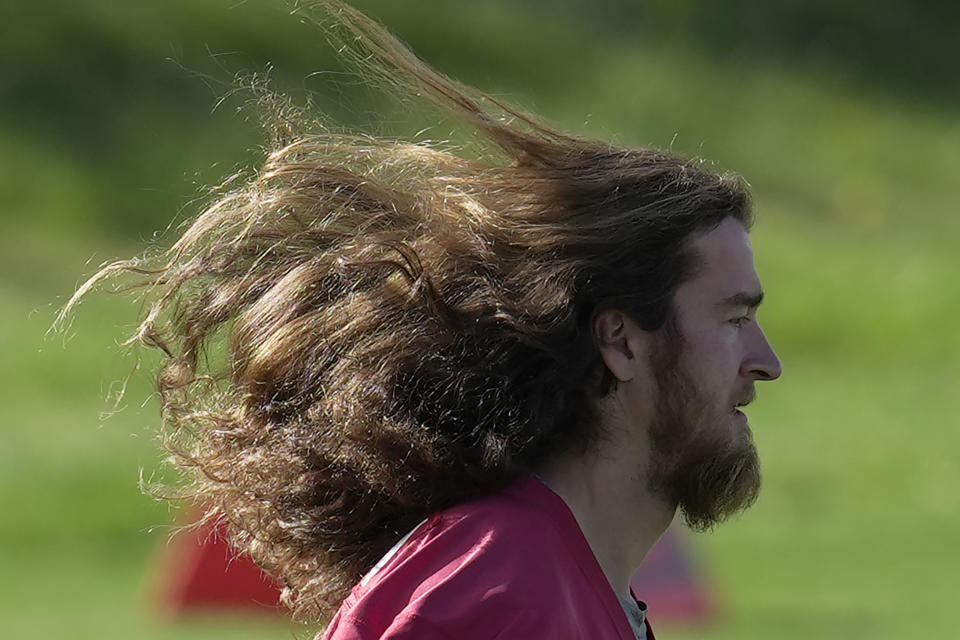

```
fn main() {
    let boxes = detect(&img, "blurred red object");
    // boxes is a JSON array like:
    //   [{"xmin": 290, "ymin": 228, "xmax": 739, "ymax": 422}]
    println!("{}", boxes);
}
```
[
  {"xmin": 631, "ymin": 528, "xmax": 717, "ymax": 623},
  {"xmin": 152, "ymin": 514, "xmax": 284, "ymax": 616},
  {"xmin": 153, "ymin": 515, "xmax": 716, "ymax": 624}
]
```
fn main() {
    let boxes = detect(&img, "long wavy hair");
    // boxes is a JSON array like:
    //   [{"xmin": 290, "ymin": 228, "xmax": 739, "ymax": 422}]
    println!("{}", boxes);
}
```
[{"xmin": 64, "ymin": 0, "xmax": 752, "ymax": 623}]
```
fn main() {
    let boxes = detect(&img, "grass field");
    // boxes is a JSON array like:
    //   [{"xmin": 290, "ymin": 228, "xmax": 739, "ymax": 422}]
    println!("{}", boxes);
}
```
[{"xmin": 2, "ymin": 2, "xmax": 957, "ymax": 638}]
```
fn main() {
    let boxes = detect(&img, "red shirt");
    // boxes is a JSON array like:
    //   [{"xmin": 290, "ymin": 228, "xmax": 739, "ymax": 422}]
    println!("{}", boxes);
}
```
[{"xmin": 323, "ymin": 475, "xmax": 655, "ymax": 639}]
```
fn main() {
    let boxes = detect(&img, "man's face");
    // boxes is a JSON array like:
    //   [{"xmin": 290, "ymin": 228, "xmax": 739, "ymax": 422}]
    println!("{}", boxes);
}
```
[{"xmin": 647, "ymin": 217, "xmax": 782, "ymax": 530}]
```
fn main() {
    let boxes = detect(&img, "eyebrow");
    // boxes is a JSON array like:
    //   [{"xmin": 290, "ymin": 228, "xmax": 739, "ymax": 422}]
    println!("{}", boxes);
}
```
[{"xmin": 718, "ymin": 291, "xmax": 765, "ymax": 309}]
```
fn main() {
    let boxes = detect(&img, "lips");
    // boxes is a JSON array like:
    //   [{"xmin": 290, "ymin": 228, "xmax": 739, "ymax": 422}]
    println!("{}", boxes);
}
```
[{"xmin": 731, "ymin": 387, "xmax": 756, "ymax": 411}]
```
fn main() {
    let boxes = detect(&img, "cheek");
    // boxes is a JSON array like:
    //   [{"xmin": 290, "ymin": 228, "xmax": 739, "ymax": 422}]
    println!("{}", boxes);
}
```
[
  {"xmin": 680, "ymin": 333, "xmax": 741, "ymax": 394},
  {"xmin": 682, "ymin": 323, "xmax": 729, "ymax": 361}
]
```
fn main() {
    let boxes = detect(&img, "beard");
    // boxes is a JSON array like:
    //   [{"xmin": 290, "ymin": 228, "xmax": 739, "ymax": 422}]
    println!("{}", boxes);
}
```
[{"xmin": 645, "ymin": 331, "xmax": 761, "ymax": 532}]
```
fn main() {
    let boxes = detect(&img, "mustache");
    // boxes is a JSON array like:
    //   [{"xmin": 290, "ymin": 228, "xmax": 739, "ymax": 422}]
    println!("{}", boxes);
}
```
[{"xmin": 733, "ymin": 386, "xmax": 757, "ymax": 407}]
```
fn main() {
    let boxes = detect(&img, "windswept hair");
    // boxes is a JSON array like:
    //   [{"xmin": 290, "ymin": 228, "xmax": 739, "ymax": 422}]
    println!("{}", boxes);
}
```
[{"xmin": 65, "ymin": 0, "xmax": 752, "ymax": 623}]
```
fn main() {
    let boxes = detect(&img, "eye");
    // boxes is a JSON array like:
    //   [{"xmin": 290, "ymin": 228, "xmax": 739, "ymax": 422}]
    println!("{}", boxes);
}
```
[{"xmin": 729, "ymin": 315, "xmax": 751, "ymax": 329}]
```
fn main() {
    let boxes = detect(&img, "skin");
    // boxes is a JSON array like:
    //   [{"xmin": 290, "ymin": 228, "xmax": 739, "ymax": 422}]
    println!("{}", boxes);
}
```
[{"xmin": 536, "ymin": 217, "xmax": 782, "ymax": 599}]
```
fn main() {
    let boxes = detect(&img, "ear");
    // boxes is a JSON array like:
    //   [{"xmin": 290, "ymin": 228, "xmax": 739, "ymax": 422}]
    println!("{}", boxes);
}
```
[{"xmin": 593, "ymin": 309, "xmax": 647, "ymax": 382}]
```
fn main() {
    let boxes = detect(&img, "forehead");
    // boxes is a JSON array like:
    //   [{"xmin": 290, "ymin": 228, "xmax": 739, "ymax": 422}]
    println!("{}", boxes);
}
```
[{"xmin": 676, "ymin": 217, "xmax": 761, "ymax": 304}]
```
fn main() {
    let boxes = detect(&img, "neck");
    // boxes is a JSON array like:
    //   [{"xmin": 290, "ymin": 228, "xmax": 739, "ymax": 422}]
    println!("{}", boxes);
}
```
[{"xmin": 533, "ymin": 428, "xmax": 675, "ymax": 598}]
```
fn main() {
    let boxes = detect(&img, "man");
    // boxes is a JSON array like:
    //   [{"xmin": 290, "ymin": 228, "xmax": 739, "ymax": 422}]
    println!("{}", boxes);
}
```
[
  {"xmin": 321, "ymin": 216, "xmax": 780, "ymax": 640},
  {"xmin": 72, "ymin": 2, "xmax": 781, "ymax": 638}
]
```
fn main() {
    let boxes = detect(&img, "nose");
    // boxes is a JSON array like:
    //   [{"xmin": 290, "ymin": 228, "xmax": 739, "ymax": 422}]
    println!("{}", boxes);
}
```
[{"xmin": 743, "ymin": 323, "xmax": 782, "ymax": 381}]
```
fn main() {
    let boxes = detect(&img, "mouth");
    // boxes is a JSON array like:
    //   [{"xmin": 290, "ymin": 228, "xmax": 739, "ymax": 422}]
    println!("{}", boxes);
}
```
[
  {"xmin": 731, "ymin": 388, "xmax": 756, "ymax": 413},
  {"xmin": 731, "ymin": 407, "xmax": 749, "ymax": 426},
  {"xmin": 731, "ymin": 401, "xmax": 750, "ymax": 424}
]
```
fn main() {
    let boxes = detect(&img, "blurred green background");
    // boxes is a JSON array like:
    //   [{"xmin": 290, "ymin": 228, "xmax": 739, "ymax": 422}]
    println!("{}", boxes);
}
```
[{"xmin": 2, "ymin": 1, "xmax": 957, "ymax": 638}]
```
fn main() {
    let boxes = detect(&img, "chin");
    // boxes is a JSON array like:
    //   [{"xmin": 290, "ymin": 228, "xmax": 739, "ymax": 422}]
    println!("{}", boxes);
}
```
[{"xmin": 671, "ymin": 419, "xmax": 762, "ymax": 532}]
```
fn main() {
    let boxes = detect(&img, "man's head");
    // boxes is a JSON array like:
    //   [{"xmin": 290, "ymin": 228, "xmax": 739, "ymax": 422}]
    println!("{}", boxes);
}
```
[
  {"xmin": 76, "ymin": 1, "xmax": 782, "ymax": 620},
  {"xmin": 594, "ymin": 217, "xmax": 781, "ymax": 529}
]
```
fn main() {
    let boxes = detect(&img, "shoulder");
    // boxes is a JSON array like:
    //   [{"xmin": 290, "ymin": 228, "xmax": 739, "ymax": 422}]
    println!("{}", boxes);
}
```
[
  {"xmin": 386, "ymin": 485, "xmax": 574, "ymax": 602},
  {"xmin": 331, "ymin": 481, "xmax": 583, "ymax": 638}
]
